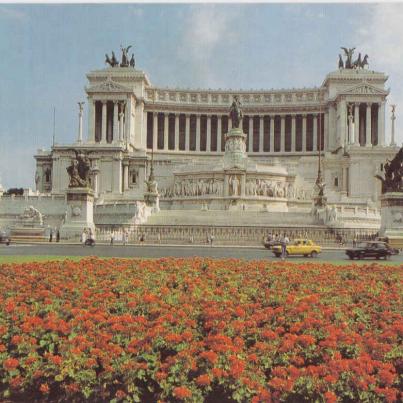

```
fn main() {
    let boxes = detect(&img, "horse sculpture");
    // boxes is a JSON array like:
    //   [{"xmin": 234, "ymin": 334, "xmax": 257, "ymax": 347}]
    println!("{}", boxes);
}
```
[{"xmin": 105, "ymin": 51, "xmax": 119, "ymax": 67}]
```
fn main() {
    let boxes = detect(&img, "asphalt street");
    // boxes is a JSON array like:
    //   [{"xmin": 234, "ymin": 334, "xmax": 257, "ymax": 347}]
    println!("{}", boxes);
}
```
[{"xmin": 1, "ymin": 243, "xmax": 402, "ymax": 263}]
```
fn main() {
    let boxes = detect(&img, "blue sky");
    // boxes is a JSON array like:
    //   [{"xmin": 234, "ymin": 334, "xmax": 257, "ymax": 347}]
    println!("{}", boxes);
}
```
[{"xmin": 1, "ymin": 3, "xmax": 403, "ymax": 189}]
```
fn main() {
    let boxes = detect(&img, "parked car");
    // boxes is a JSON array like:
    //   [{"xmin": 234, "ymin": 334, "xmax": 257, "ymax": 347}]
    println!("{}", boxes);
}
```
[
  {"xmin": 345, "ymin": 241, "xmax": 393, "ymax": 260},
  {"xmin": 272, "ymin": 239, "xmax": 322, "ymax": 258},
  {"xmin": 0, "ymin": 231, "xmax": 11, "ymax": 246}
]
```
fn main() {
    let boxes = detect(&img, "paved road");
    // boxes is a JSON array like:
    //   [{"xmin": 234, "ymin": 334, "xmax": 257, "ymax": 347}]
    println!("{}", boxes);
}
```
[{"xmin": 1, "ymin": 243, "xmax": 402, "ymax": 263}]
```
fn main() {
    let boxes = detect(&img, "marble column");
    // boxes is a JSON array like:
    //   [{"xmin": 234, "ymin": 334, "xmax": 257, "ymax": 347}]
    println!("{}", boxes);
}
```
[
  {"xmin": 123, "ymin": 161, "xmax": 129, "ymax": 191},
  {"xmin": 164, "ymin": 113, "xmax": 169, "ymax": 150},
  {"xmin": 280, "ymin": 115, "xmax": 285, "ymax": 152},
  {"xmin": 185, "ymin": 114, "xmax": 190, "ymax": 151},
  {"xmin": 153, "ymin": 112, "xmax": 158, "ymax": 150},
  {"xmin": 339, "ymin": 100, "xmax": 347, "ymax": 148},
  {"xmin": 323, "ymin": 112, "xmax": 328, "ymax": 152},
  {"xmin": 391, "ymin": 106, "xmax": 396, "ymax": 146},
  {"xmin": 196, "ymin": 114, "xmax": 201, "ymax": 152},
  {"xmin": 228, "ymin": 117, "xmax": 232, "ymax": 130},
  {"xmin": 206, "ymin": 115, "xmax": 211, "ymax": 152},
  {"xmin": 377, "ymin": 101, "xmax": 385, "ymax": 146},
  {"xmin": 269, "ymin": 115, "xmax": 274, "ymax": 152},
  {"xmin": 113, "ymin": 101, "xmax": 119, "ymax": 143},
  {"xmin": 119, "ymin": 107, "xmax": 125, "ymax": 142},
  {"xmin": 365, "ymin": 103, "xmax": 372, "ymax": 147},
  {"xmin": 87, "ymin": 99, "xmax": 95, "ymax": 143},
  {"xmin": 125, "ymin": 101, "xmax": 131, "ymax": 146},
  {"xmin": 259, "ymin": 116, "xmax": 264, "ymax": 152},
  {"xmin": 347, "ymin": 106, "xmax": 353, "ymax": 145},
  {"xmin": 291, "ymin": 114, "xmax": 296, "ymax": 152},
  {"xmin": 248, "ymin": 116, "xmax": 253, "ymax": 153},
  {"xmin": 175, "ymin": 114, "xmax": 180, "ymax": 151},
  {"xmin": 354, "ymin": 103, "xmax": 360, "ymax": 146},
  {"xmin": 217, "ymin": 115, "xmax": 222, "ymax": 152},
  {"xmin": 101, "ymin": 101, "xmax": 107, "ymax": 144},
  {"xmin": 313, "ymin": 114, "xmax": 318, "ymax": 151},
  {"xmin": 302, "ymin": 114, "xmax": 307, "ymax": 152},
  {"xmin": 77, "ymin": 102, "xmax": 84, "ymax": 143}
]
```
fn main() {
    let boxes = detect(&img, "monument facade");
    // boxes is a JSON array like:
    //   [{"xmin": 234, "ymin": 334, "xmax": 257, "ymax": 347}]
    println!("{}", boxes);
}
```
[{"xmin": 1, "ymin": 46, "xmax": 400, "ymax": 242}]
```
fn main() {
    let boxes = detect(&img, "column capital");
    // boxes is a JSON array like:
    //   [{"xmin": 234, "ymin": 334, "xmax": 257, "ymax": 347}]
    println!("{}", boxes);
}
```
[
  {"xmin": 366, "ymin": 102, "xmax": 372, "ymax": 107},
  {"xmin": 355, "ymin": 102, "xmax": 361, "ymax": 106}
]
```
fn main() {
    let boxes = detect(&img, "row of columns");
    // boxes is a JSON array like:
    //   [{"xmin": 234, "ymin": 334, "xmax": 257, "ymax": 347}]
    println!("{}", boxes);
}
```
[
  {"xmin": 149, "ymin": 112, "xmax": 325, "ymax": 153},
  {"xmin": 89, "ymin": 100, "xmax": 127, "ymax": 144},
  {"xmin": 345, "ymin": 101, "xmax": 385, "ymax": 147}
]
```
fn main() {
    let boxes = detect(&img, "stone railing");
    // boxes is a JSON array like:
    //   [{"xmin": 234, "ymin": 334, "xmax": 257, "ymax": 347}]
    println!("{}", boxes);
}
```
[{"xmin": 95, "ymin": 224, "xmax": 379, "ymax": 246}]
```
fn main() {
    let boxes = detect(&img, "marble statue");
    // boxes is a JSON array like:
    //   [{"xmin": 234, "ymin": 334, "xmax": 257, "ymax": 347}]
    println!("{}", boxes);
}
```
[
  {"xmin": 338, "ymin": 54, "xmax": 344, "ymax": 69},
  {"xmin": 105, "ymin": 51, "xmax": 119, "ymax": 67},
  {"xmin": 230, "ymin": 175, "xmax": 240, "ymax": 196}
]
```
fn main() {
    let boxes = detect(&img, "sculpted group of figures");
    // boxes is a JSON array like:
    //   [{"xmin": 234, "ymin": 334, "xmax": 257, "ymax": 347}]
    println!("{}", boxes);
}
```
[
  {"xmin": 105, "ymin": 45, "xmax": 135, "ymax": 68},
  {"xmin": 159, "ymin": 177, "xmax": 310, "ymax": 200},
  {"xmin": 66, "ymin": 150, "xmax": 91, "ymax": 188},
  {"xmin": 338, "ymin": 47, "xmax": 369, "ymax": 70},
  {"xmin": 375, "ymin": 147, "xmax": 403, "ymax": 193},
  {"xmin": 160, "ymin": 178, "xmax": 224, "ymax": 198},
  {"xmin": 246, "ymin": 180, "xmax": 309, "ymax": 200}
]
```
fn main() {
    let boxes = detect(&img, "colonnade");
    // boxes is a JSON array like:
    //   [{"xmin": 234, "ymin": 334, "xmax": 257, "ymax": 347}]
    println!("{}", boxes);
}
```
[
  {"xmin": 345, "ymin": 101, "xmax": 385, "ymax": 147},
  {"xmin": 146, "ymin": 112, "xmax": 326, "ymax": 153},
  {"xmin": 88, "ymin": 100, "xmax": 127, "ymax": 144}
]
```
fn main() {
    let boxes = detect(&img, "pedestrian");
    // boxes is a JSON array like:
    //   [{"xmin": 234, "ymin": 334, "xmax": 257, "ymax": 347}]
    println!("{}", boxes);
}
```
[
  {"xmin": 157, "ymin": 232, "xmax": 161, "ymax": 244},
  {"xmin": 81, "ymin": 229, "xmax": 87, "ymax": 246},
  {"xmin": 49, "ymin": 229, "xmax": 53, "ymax": 242},
  {"xmin": 56, "ymin": 229, "xmax": 60, "ymax": 243},
  {"xmin": 280, "ymin": 233, "xmax": 289, "ymax": 260},
  {"xmin": 123, "ymin": 231, "xmax": 128, "ymax": 246},
  {"xmin": 139, "ymin": 233, "xmax": 145, "ymax": 244},
  {"xmin": 353, "ymin": 234, "xmax": 357, "ymax": 248},
  {"xmin": 110, "ymin": 232, "xmax": 115, "ymax": 246},
  {"xmin": 210, "ymin": 234, "xmax": 215, "ymax": 247}
]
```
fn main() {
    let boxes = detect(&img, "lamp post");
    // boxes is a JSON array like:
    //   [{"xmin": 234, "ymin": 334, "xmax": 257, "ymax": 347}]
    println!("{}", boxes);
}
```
[{"xmin": 314, "ymin": 94, "xmax": 327, "ymax": 208}]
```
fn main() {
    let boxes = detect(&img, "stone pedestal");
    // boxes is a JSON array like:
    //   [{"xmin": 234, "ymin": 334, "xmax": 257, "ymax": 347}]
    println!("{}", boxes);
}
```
[
  {"xmin": 223, "ymin": 128, "xmax": 247, "ymax": 170},
  {"xmin": 60, "ymin": 187, "xmax": 95, "ymax": 239},
  {"xmin": 380, "ymin": 193, "xmax": 403, "ymax": 247}
]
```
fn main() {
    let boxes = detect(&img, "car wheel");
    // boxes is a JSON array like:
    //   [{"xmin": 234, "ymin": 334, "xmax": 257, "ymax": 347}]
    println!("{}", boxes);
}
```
[
  {"xmin": 311, "ymin": 251, "xmax": 318, "ymax": 258},
  {"xmin": 6, "ymin": 241, "xmax": 10, "ymax": 246},
  {"xmin": 274, "ymin": 253, "xmax": 281, "ymax": 258},
  {"xmin": 385, "ymin": 255, "xmax": 389, "ymax": 260},
  {"xmin": 303, "ymin": 254, "xmax": 308, "ymax": 257},
  {"xmin": 286, "ymin": 251, "xmax": 289, "ymax": 257},
  {"xmin": 376, "ymin": 256, "xmax": 380, "ymax": 260}
]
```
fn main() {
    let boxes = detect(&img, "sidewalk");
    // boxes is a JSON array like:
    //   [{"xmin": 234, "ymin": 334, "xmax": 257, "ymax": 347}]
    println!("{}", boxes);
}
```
[{"xmin": 9, "ymin": 240, "xmax": 347, "ymax": 250}]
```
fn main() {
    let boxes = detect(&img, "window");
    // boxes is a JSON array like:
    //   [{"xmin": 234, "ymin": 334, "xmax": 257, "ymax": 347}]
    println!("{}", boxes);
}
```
[
  {"xmin": 334, "ymin": 177, "xmax": 339, "ymax": 187},
  {"xmin": 45, "ymin": 169, "xmax": 51, "ymax": 183}
]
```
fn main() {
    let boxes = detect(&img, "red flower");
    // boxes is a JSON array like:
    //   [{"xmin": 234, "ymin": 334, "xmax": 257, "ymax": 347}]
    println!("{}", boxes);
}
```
[
  {"xmin": 324, "ymin": 391, "xmax": 337, "ymax": 403},
  {"xmin": 40, "ymin": 383, "xmax": 50, "ymax": 394},
  {"xmin": 4, "ymin": 357, "xmax": 19, "ymax": 370},
  {"xmin": 173, "ymin": 386, "xmax": 192, "ymax": 399},
  {"xmin": 196, "ymin": 374, "xmax": 211, "ymax": 386}
]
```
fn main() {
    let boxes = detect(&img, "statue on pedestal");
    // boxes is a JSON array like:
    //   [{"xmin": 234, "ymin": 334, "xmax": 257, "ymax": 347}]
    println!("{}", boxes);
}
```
[
  {"xmin": 67, "ymin": 149, "xmax": 91, "ymax": 188},
  {"xmin": 229, "ymin": 96, "xmax": 242, "ymax": 129},
  {"xmin": 375, "ymin": 147, "xmax": 403, "ymax": 193},
  {"xmin": 105, "ymin": 51, "xmax": 119, "ymax": 67}
]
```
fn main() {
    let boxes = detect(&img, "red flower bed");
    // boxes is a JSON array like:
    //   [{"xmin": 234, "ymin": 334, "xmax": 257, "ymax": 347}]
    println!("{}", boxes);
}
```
[{"xmin": 0, "ymin": 258, "xmax": 401, "ymax": 402}]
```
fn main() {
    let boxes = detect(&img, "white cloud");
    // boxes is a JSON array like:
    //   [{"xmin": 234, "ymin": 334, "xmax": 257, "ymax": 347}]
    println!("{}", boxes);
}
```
[
  {"xmin": 354, "ymin": 3, "xmax": 403, "ymax": 145},
  {"xmin": 177, "ymin": 5, "xmax": 242, "ymax": 86}
]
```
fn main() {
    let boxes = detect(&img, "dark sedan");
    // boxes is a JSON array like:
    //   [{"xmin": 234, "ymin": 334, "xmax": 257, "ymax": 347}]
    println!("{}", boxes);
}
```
[
  {"xmin": 0, "ymin": 231, "xmax": 11, "ymax": 246},
  {"xmin": 346, "ymin": 241, "xmax": 393, "ymax": 260}
]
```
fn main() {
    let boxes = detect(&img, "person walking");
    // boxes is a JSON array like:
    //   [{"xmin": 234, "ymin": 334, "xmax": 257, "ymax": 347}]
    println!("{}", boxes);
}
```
[
  {"xmin": 123, "ymin": 231, "xmax": 128, "ymax": 246},
  {"xmin": 110, "ymin": 232, "xmax": 115, "ymax": 246},
  {"xmin": 81, "ymin": 229, "xmax": 87, "ymax": 246},
  {"xmin": 280, "ymin": 233, "xmax": 289, "ymax": 260},
  {"xmin": 56, "ymin": 229, "xmax": 60, "ymax": 243},
  {"xmin": 49, "ymin": 229, "xmax": 53, "ymax": 242}
]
